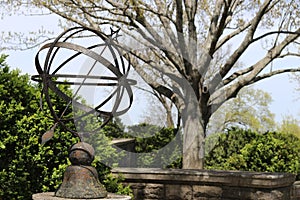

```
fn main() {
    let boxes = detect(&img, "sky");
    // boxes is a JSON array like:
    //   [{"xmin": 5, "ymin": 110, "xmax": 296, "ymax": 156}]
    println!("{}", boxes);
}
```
[{"xmin": 0, "ymin": 11, "xmax": 299, "ymax": 125}]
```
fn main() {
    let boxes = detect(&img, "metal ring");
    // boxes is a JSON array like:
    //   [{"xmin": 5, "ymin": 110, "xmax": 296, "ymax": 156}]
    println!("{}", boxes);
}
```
[{"xmin": 31, "ymin": 26, "xmax": 135, "ymax": 136}]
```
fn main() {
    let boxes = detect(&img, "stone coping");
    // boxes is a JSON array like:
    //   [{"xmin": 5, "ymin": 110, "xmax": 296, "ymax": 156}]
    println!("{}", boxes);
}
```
[
  {"xmin": 32, "ymin": 192, "xmax": 131, "ymax": 200},
  {"xmin": 112, "ymin": 168, "xmax": 296, "ymax": 188},
  {"xmin": 111, "ymin": 138, "xmax": 135, "ymax": 145}
]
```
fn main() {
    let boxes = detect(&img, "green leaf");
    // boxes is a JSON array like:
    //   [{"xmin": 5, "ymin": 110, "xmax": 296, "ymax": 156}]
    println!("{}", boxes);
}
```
[{"xmin": 0, "ymin": 141, "xmax": 5, "ymax": 149}]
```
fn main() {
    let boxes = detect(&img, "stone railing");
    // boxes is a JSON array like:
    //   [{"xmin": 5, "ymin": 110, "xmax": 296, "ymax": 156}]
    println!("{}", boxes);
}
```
[{"xmin": 112, "ymin": 168, "xmax": 298, "ymax": 200}]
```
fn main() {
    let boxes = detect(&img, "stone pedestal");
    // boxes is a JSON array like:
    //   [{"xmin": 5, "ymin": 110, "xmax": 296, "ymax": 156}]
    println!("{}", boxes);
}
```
[
  {"xmin": 32, "ymin": 143, "xmax": 132, "ymax": 200},
  {"xmin": 55, "ymin": 165, "xmax": 107, "ymax": 198},
  {"xmin": 32, "ymin": 192, "xmax": 131, "ymax": 200},
  {"xmin": 55, "ymin": 142, "xmax": 108, "ymax": 199},
  {"xmin": 292, "ymin": 181, "xmax": 300, "ymax": 200}
]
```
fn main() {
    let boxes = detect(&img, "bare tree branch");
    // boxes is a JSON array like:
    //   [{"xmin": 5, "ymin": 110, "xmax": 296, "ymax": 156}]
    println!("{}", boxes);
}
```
[
  {"xmin": 223, "ymin": 66, "xmax": 254, "ymax": 85},
  {"xmin": 253, "ymin": 30, "xmax": 300, "ymax": 43},
  {"xmin": 223, "ymin": 27, "xmax": 300, "ymax": 100},
  {"xmin": 219, "ymin": 0, "xmax": 275, "ymax": 79},
  {"xmin": 216, "ymin": 22, "xmax": 251, "ymax": 50},
  {"xmin": 249, "ymin": 67, "xmax": 300, "ymax": 84}
]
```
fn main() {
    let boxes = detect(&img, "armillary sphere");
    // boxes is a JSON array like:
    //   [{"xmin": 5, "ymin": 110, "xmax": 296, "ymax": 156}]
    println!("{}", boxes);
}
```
[{"xmin": 31, "ymin": 26, "xmax": 136, "ymax": 139}]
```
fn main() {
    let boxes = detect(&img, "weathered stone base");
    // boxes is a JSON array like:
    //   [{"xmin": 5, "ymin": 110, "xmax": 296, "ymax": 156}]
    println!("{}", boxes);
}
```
[
  {"xmin": 32, "ymin": 192, "xmax": 131, "ymax": 200},
  {"xmin": 292, "ymin": 181, "xmax": 300, "ymax": 200},
  {"xmin": 112, "ymin": 168, "xmax": 297, "ymax": 200}
]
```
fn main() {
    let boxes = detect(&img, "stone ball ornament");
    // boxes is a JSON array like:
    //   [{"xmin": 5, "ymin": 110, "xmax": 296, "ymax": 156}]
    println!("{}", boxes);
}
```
[
  {"xmin": 31, "ymin": 26, "xmax": 136, "ymax": 140},
  {"xmin": 69, "ymin": 142, "xmax": 95, "ymax": 166}
]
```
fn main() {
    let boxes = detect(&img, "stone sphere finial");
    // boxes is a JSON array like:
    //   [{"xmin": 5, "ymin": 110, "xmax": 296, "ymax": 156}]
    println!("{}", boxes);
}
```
[{"xmin": 69, "ymin": 142, "xmax": 95, "ymax": 166}]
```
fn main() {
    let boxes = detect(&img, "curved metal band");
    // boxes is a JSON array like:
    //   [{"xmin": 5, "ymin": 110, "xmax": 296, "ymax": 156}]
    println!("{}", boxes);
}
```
[
  {"xmin": 32, "ymin": 26, "xmax": 135, "ymax": 136},
  {"xmin": 31, "ymin": 74, "xmax": 137, "ymax": 86}
]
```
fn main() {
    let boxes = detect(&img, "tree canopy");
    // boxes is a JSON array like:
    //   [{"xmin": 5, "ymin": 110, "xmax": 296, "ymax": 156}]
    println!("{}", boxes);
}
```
[
  {"xmin": 277, "ymin": 115, "xmax": 300, "ymax": 138},
  {"xmin": 209, "ymin": 86, "xmax": 275, "ymax": 133},
  {"xmin": 1, "ymin": 0, "xmax": 299, "ymax": 169}
]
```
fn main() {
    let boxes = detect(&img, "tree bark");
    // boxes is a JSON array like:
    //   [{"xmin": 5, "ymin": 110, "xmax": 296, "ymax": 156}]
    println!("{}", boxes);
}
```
[
  {"xmin": 182, "ymin": 117, "xmax": 205, "ymax": 169},
  {"xmin": 181, "ymin": 91, "xmax": 205, "ymax": 169}
]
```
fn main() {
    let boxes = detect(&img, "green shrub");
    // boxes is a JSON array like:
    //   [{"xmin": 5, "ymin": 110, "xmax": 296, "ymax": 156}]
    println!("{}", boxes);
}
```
[
  {"xmin": 205, "ymin": 128, "xmax": 258, "ymax": 169},
  {"xmin": 0, "ymin": 56, "xmax": 131, "ymax": 199},
  {"xmin": 205, "ymin": 128, "xmax": 300, "ymax": 178},
  {"xmin": 126, "ymin": 123, "xmax": 182, "ymax": 168}
]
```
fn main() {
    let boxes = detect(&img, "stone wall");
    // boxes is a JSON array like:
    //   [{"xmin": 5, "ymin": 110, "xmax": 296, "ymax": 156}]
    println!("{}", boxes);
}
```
[{"xmin": 112, "ymin": 168, "xmax": 298, "ymax": 200}]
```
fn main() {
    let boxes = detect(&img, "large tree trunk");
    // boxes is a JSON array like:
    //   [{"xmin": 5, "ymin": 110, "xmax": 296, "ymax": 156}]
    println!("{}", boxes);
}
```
[
  {"xmin": 181, "ymin": 93, "xmax": 205, "ymax": 169},
  {"xmin": 182, "ymin": 118, "xmax": 205, "ymax": 169}
]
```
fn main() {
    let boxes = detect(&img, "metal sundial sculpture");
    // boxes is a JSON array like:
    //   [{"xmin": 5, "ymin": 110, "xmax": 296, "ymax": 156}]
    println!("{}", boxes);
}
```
[{"xmin": 31, "ymin": 26, "xmax": 136, "ymax": 199}]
